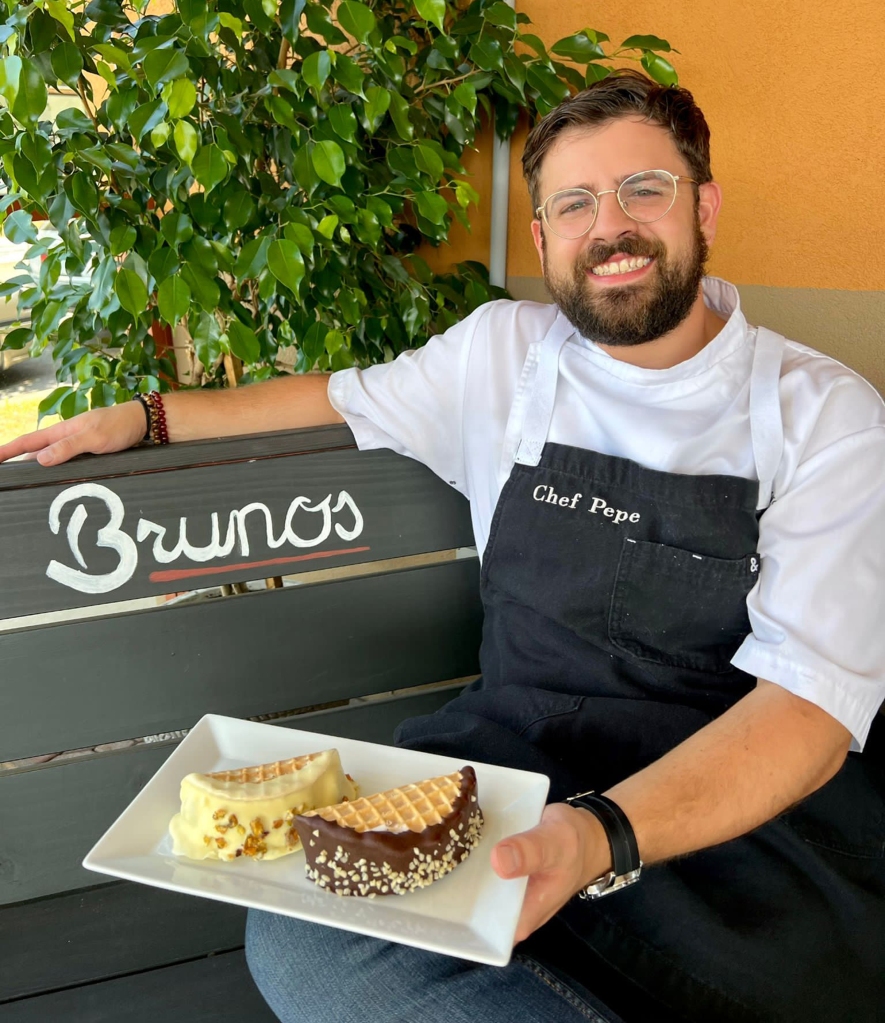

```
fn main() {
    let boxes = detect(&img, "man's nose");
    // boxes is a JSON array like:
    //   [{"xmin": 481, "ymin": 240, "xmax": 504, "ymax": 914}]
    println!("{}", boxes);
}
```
[{"xmin": 590, "ymin": 190, "xmax": 636, "ymax": 241}]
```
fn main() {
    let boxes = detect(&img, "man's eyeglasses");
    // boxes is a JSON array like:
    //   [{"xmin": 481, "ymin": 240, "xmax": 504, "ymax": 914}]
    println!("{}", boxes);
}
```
[{"xmin": 535, "ymin": 169, "xmax": 698, "ymax": 240}]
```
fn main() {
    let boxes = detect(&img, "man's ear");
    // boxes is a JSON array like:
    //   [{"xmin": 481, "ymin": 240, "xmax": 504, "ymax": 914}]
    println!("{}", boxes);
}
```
[
  {"xmin": 697, "ymin": 180, "xmax": 723, "ymax": 247},
  {"xmin": 530, "ymin": 218, "xmax": 545, "ymax": 267}
]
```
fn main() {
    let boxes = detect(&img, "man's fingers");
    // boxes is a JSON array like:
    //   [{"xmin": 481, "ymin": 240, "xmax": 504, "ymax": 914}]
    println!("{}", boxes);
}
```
[
  {"xmin": 491, "ymin": 825, "xmax": 558, "ymax": 879},
  {"xmin": 0, "ymin": 421, "xmax": 75, "ymax": 464}
]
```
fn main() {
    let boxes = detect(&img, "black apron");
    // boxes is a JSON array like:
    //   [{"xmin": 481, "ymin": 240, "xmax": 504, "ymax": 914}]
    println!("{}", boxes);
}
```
[{"xmin": 396, "ymin": 314, "xmax": 885, "ymax": 1023}]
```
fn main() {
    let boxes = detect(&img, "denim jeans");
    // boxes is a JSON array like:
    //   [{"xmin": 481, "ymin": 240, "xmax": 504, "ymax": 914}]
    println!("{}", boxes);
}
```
[{"xmin": 246, "ymin": 909, "xmax": 624, "ymax": 1023}]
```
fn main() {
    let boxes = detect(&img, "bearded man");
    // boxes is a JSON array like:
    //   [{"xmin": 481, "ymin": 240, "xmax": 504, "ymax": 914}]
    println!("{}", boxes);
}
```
[{"xmin": 2, "ymin": 71, "xmax": 883, "ymax": 1023}]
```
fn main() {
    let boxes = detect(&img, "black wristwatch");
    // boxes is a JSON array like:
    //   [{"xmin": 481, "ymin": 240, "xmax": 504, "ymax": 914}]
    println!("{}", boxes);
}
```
[{"xmin": 566, "ymin": 791, "xmax": 642, "ymax": 899}]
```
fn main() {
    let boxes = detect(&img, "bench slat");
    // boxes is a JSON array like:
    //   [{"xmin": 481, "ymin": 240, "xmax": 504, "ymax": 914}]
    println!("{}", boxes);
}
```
[
  {"xmin": 0, "ymin": 684, "xmax": 467, "ymax": 905},
  {"xmin": 0, "ymin": 882, "xmax": 247, "ymax": 1003},
  {"xmin": 0, "ymin": 949, "xmax": 275, "ymax": 1022},
  {"xmin": 0, "ymin": 431, "xmax": 474, "ymax": 619},
  {"xmin": 0, "ymin": 558, "xmax": 481, "ymax": 761}
]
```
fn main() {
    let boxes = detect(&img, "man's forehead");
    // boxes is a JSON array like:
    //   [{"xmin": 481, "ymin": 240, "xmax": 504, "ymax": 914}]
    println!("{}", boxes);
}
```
[{"xmin": 538, "ymin": 117, "xmax": 683, "ymax": 194}]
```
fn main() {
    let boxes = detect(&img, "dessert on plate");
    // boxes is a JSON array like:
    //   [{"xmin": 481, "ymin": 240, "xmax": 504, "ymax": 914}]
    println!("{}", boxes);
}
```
[
  {"xmin": 291, "ymin": 765, "xmax": 483, "ymax": 896},
  {"xmin": 169, "ymin": 749, "xmax": 357, "ymax": 862}
]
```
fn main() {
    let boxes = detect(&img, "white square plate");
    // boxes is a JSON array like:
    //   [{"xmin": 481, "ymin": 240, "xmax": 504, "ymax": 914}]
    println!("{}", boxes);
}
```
[{"xmin": 83, "ymin": 714, "xmax": 550, "ymax": 966}]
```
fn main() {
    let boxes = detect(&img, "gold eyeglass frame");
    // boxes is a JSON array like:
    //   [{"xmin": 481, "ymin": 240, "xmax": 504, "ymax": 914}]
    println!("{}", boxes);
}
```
[{"xmin": 535, "ymin": 169, "xmax": 698, "ymax": 239}]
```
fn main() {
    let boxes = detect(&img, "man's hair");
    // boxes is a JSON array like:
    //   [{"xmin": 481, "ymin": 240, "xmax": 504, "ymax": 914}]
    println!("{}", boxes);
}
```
[{"xmin": 522, "ymin": 69, "xmax": 712, "ymax": 212}]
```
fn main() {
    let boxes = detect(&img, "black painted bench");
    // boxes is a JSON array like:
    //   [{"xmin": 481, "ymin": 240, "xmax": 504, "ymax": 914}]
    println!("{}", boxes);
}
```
[{"xmin": 0, "ymin": 424, "xmax": 483, "ymax": 1021}]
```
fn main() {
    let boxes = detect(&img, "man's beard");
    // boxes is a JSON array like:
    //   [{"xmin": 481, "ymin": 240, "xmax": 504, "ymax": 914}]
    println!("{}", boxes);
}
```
[{"xmin": 542, "ymin": 218, "xmax": 709, "ymax": 347}]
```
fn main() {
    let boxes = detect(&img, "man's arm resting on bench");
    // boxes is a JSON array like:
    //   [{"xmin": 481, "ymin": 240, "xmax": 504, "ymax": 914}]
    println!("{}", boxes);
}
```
[
  {"xmin": 0, "ymin": 374, "xmax": 344, "ymax": 465},
  {"xmin": 492, "ymin": 679, "xmax": 852, "ymax": 943}
]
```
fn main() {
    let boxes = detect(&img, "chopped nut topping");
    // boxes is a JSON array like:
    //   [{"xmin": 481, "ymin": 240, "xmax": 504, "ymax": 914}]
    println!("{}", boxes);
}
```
[
  {"xmin": 273, "ymin": 819, "xmax": 284, "ymax": 829},
  {"xmin": 250, "ymin": 817, "xmax": 266, "ymax": 838},
  {"xmin": 215, "ymin": 837, "xmax": 227, "ymax": 849},
  {"xmin": 212, "ymin": 809, "xmax": 227, "ymax": 820},
  {"xmin": 203, "ymin": 835, "xmax": 212, "ymax": 846},
  {"xmin": 215, "ymin": 824, "xmax": 228, "ymax": 833},
  {"xmin": 228, "ymin": 814, "xmax": 238, "ymax": 827},
  {"xmin": 237, "ymin": 825, "xmax": 246, "ymax": 835}
]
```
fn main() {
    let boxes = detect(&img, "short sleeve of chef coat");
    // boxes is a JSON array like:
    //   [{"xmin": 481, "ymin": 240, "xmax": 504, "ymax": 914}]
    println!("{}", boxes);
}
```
[
  {"xmin": 732, "ymin": 347, "xmax": 885, "ymax": 751},
  {"xmin": 326, "ymin": 302, "xmax": 493, "ymax": 498}
]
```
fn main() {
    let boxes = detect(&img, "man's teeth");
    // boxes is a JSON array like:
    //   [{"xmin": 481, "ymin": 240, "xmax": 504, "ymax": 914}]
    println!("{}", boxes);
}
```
[{"xmin": 591, "ymin": 256, "xmax": 652, "ymax": 276}]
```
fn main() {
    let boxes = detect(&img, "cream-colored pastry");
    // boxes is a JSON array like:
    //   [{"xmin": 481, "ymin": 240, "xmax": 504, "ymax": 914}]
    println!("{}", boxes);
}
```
[{"xmin": 169, "ymin": 750, "xmax": 357, "ymax": 862}]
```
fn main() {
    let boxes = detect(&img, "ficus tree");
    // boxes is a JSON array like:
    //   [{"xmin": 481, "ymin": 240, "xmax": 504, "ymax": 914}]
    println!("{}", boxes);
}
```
[{"xmin": 0, "ymin": 0, "xmax": 677, "ymax": 419}]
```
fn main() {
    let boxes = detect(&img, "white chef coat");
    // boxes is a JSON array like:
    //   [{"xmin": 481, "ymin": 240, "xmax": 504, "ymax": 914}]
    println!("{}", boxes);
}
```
[{"xmin": 328, "ymin": 277, "xmax": 885, "ymax": 751}]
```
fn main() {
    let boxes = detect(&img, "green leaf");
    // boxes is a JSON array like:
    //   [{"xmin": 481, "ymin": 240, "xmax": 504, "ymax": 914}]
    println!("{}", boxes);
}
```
[
  {"xmin": 227, "ymin": 319, "xmax": 260, "ymax": 363},
  {"xmin": 233, "ymin": 235, "xmax": 270, "ymax": 280},
  {"xmin": 114, "ymin": 268, "xmax": 148, "ymax": 318},
  {"xmin": 283, "ymin": 221, "xmax": 314, "ymax": 254},
  {"xmin": 388, "ymin": 91, "xmax": 413, "ymax": 141},
  {"xmin": 453, "ymin": 81, "xmax": 477, "ymax": 115},
  {"xmin": 180, "ymin": 264, "xmax": 220, "ymax": 310},
  {"xmin": 38, "ymin": 386, "xmax": 73, "ymax": 421},
  {"xmin": 50, "ymin": 43, "xmax": 84, "ymax": 89},
  {"xmin": 585, "ymin": 63, "xmax": 610, "ymax": 85},
  {"xmin": 151, "ymin": 122, "xmax": 171, "ymax": 147},
  {"xmin": 268, "ymin": 69, "xmax": 300, "ymax": 93},
  {"xmin": 267, "ymin": 238, "xmax": 305, "ymax": 291},
  {"xmin": 363, "ymin": 85, "xmax": 390, "ymax": 131},
  {"xmin": 300, "ymin": 320, "xmax": 326, "ymax": 363},
  {"xmin": 12, "ymin": 58, "xmax": 47, "ymax": 128},
  {"xmin": 414, "ymin": 0, "xmax": 446, "ymax": 33},
  {"xmin": 471, "ymin": 39, "xmax": 504, "ymax": 72},
  {"xmin": 279, "ymin": 0, "xmax": 306, "ymax": 43},
  {"xmin": 317, "ymin": 214, "xmax": 338, "ymax": 239},
  {"xmin": 143, "ymin": 48, "xmax": 190, "ymax": 91},
  {"xmin": 47, "ymin": 0, "xmax": 76, "ymax": 40},
  {"xmin": 223, "ymin": 191, "xmax": 255, "ymax": 232},
  {"xmin": 324, "ymin": 328, "xmax": 346, "ymax": 355},
  {"xmin": 174, "ymin": 120, "xmax": 199, "ymax": 166},
  {"xmin": 302, "ymin": 50, "xmax": 332, "ymax": 94},
  {"xmin": 4, "ymin": 209, "xmax": 37, "ymax": 244},
  {"xmin": 148, "ymin": 245, "xmax": 180, "ymax": 284},
  {"xmin": 334, "ymin": 54, "xmax": 365, "ymax": 97},
  {"xmin": 87, "ymin": 255, "xmax": 117, "ymax": 313},
  {"xmin": 526, "ymin": 63, "xmax": 570, "ymax": 105},
  {"xmin": 109, "ymin": 224, "xmax": 137, "ymax": 255},
  {"xmin": 328, "ymin": 103, "xmax": 357, "ymax": 142},
  {"xmin": 2, "ymin": 326, "xmax": 33, "ymax": 350},
  {"xmin": 192, "ymin": 143, "xmax": 229, "ymax": 193},
  {"xmin": 160, "ymin": 210, "xmax": 194, "ymax": 249},
  {"xmin": 157, "ymin": 275, "xmax": 191, "ymax": 325},
  {"xmin": 130, "ymin": 99, "xmax": 167, "ymax": 141},
  {"xmin": 311, "ymin": 139, "xmax": 345, "ymax": 187},
  {"xmin": 0, "ymin": 56, "xmax": 21, "ymax": 113},
  {"xmin": 551, "ymin": 32, "xmax": 607, "ymax": 61},
  {"xmin": 621, "ymin": 34, "xmax": 672, "ymax": 52},
  {"xmin": 163, "ymin": 78, "xmax": 196, "ymax": 119},
  {"xmin": 415, "ymin": 142, "xmax": 444, "ymax": 182},
  {"xmin": 337, "ymin": 1, "xmax": 376, "ymax": 43},
  {"xmin": 56, "ymin": 106, "xmax": 94, "ymax": 133},
  {"xmin": 517, "ymin": 34, "xmax": 547, "ymax": 57},
  {"xmin": 413, "ymin": 191, "xmax": 448, "ymax": 225},
  {"xmin": 483, "ymin": 1, "xmax": 517, "ymax": 29},
  {"xmin": 641, "ymin": 52, "xmax": 678, "ymax": 86}
]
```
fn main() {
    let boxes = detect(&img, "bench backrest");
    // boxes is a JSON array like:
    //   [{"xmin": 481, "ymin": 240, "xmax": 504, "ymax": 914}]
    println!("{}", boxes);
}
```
[{"xmin": 0, "ymin": 424, "xmax": 482, "ymax": 908}]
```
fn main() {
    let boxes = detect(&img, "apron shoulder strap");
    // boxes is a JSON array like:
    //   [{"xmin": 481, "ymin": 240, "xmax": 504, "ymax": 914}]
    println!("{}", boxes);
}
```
[{"xmin": 750, "ymin": 326, "xmax": 787, "ymax": 510}]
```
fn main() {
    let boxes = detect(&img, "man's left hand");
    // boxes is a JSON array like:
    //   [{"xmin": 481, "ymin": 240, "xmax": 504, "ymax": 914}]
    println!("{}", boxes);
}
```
[{"xmin": 490, "ymin": 803, "xmax": 611, "ymax": 944}]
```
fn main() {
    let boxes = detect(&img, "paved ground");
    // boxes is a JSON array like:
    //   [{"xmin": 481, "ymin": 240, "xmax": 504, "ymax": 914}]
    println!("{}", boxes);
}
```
[{"xmin": 0, "ymin": 349, "xmax": 57, "ymax": 394}]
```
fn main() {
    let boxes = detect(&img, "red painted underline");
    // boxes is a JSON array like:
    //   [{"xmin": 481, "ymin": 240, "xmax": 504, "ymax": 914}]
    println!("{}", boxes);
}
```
[{"xmin": 149, "ymin": 546, "xmax": 371, "ymax": 583}]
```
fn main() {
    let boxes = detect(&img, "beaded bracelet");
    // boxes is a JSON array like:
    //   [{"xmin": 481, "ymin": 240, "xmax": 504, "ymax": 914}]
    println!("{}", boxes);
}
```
[{"xmin": 133, "ymin": 391, "xmax": 169, "ymax": 446}]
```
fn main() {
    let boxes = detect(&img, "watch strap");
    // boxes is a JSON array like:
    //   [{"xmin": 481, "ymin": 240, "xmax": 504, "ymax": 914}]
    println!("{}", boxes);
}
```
[{"xmin": 567, "ymin": 791, "xmax": 641, "ymax": 886}]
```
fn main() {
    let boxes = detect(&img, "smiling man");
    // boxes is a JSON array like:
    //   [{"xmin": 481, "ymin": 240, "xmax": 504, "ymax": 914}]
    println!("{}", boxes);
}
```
[{"xmin": 2, "ymin": 71, "xmax": 883, "ymax": 1023}]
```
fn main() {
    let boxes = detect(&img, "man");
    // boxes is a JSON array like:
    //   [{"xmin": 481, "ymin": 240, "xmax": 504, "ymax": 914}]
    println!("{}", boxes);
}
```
[{"xmin": 2, "ymin": 72, "xmax": 883, "ymax": 1022}]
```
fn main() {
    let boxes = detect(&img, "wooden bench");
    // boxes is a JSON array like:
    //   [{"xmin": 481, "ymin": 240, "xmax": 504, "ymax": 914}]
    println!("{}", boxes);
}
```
[{"xmin": 0, "ymin": 424, "xmax": 483, "ymax": 1021}]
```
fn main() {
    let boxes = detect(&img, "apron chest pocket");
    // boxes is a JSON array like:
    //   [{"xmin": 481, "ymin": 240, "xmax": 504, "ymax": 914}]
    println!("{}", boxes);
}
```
[{"xmin": 609, "ymin": 538, "xmax": 757, "ymax": 674}]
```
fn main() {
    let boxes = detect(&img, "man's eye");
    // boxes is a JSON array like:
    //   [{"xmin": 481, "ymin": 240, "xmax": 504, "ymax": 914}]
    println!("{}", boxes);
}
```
[{"xmin": 558, "ymin": 199, "xmax": 591, "ymax": 216}]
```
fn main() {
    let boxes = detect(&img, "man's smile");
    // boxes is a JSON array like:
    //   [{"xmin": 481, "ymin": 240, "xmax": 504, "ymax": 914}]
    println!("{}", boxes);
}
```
[{"xmin": 588, "ymin": 254, "xmax": 655, "ymax": 280}]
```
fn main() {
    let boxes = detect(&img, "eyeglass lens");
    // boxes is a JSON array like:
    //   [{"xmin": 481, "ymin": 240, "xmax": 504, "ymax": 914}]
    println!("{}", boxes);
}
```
[{"xmin": 544, "ymin": 170, "xmax": 678, "ymax": 239}]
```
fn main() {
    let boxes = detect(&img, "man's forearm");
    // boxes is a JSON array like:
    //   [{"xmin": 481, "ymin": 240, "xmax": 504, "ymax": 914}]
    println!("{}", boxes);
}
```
[
  {"xmin": 605, "ymin": 680, "xmax": 852, "ymax": 867},
  {"xmin": 162, "ymin": 373, "xmax": 344, "ymax": 442}
]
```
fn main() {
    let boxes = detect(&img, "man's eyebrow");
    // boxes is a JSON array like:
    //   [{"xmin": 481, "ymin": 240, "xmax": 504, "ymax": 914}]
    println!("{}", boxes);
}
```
[{"xmin": 552, "ymin": 172, "xmax": 642, "ymax": 194}]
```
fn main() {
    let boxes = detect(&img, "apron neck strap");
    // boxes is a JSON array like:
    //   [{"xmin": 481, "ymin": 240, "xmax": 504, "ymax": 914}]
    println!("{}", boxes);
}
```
[
  {"xmin": 749, "ymin": 326, "xmax": 786, "ymax": 510},
  {"xmin": 514, "ymin": 314, "xmax": 574, "ymax": 467}
]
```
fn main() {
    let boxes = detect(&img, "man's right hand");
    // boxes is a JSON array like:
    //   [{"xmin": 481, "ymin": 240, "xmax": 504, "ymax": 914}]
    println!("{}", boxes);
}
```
[{"xmin": 0, "ymin": 400, "xmax": 146, "ymax": 466}]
